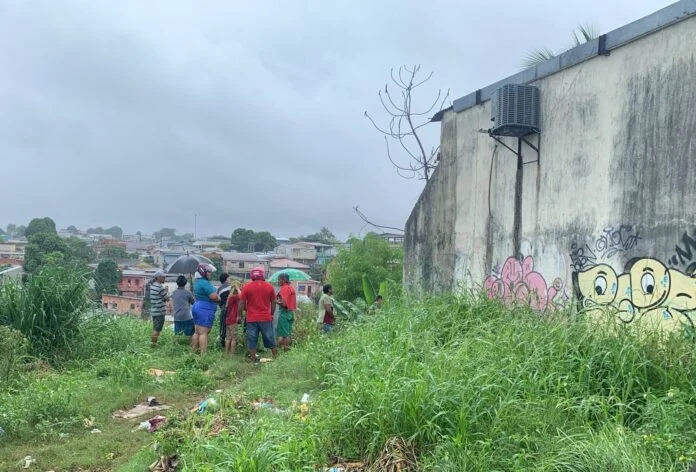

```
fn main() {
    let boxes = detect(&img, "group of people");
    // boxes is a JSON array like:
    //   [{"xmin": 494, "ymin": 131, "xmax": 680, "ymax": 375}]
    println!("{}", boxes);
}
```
[{"xmin": 147, "ymin": 264, "xmax": 337, "ymax": 362}]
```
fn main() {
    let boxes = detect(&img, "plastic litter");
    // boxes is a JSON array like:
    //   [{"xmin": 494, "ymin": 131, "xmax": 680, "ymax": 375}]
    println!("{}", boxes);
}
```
[
  {"xmin": 301, "ymin": 393, "xmax": 310, "ymax": 404},
  {"xmin": 90, "ymin": 428, "xmax": 102, "ymax": 434},
  {"xmin": 0, "ymin": 426, "xmax": 5, "ymax": 434},
  {"xmin": 20, "ymin": 456, "xmax": 35, "ymax": 469},
  {"xmin": 113, "ymin": 397, "xmax": 171, "ymax": 419},
  {"xmin": 194, "ymin": 397, "xmax": 219, "ymax": 414},
  {"xmin": 135, "ymin": 415, "xmax": 167, "ymax": 433},
  {"xmin": 252, "ymin": 400, "xmax": 287, "ymax": 415},
  {"xmin": 83, "ymin": 417, "xmax": 95, "ymax": 427}
]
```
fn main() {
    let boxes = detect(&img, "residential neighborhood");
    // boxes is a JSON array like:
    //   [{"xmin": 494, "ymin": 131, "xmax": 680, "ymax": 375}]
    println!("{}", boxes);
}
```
[{"xmin": 0, "ymin": 224, "xmax": 404, "ymax": 317}]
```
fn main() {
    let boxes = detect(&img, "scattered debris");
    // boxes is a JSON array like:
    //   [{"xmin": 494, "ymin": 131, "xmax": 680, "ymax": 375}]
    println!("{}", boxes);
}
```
[
  {"xmin": 148, "ymin": 368, "xmax": 176, "ymax": 377},
  {"xmin": 113, "ymin": 397, "xmax": 171, "ymax": 419},
  {"xmin": 373, "ymin": 437, "xmax": 417, "ymax": 472},
  {"xmin": 90, "ymin": 428, "xmax": 102, "ymax": 434},
  {"xmin": 20, "ymin": 456, "xmax": 35, "ymax": 469},
  {"xmin": 135, "ymin": 415, "xmax": 168, "ymax": 433},
  {"xmin": 83, "ymin": 417, "xmax": 95, "ymax": 428},
  {"xmin": 259, "ymin": 358, "xmax": 273, "ymax": 363},
  {"xmin": 149, "ymin": 454, "xmax": 179, "ymax": 471},
  {"xmin": 215, "ymin": 389, "xmax": 223, "ymax": 393},
  {"xmin": 0, "ymin": 426, "xmax": 4, "ymax": 434},
  {"xmin": 324, "ymin": 460, "xmax": 367, "ymax": 472},
  {"xmin": 301, "ymin": 393, "xmax": 310, "ymax": 404},
  {"xmin": 252, "ymin": 399, "xmax": 288, "ymax": 415},
  {"xmin": 191, "ymin": 397, "xmax": 219, "ymax": 414}
]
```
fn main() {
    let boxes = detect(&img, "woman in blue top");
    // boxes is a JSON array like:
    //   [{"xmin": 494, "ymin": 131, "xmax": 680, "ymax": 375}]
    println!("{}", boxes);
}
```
[{"xmin": 191, "ymin": 263, "xmax": 220, "ymax": 355}]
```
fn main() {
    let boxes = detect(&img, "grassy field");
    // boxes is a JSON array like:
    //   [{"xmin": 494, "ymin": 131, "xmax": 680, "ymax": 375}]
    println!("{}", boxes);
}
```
[{"xmin": 3, "ymin": 271, "xmax": 696, "ymax": 471}]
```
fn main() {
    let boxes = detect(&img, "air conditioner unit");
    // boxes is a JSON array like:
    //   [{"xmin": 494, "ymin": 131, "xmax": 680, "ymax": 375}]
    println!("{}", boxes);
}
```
[{"xmin": 490, "ymin": 84, "xmax": 540, "ymax": 137}]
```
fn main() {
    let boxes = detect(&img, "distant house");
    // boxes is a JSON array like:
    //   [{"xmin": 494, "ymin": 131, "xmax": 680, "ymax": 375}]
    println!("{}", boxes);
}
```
[
  {"xmin": 118, "ymin": 270, "xmax": 149, "ymax": 297},
  {"xmin": 294, "ymin": 279, "xmax": 322, "ymax": 299},
  {"xmin": 102, "ymin": 294, "xmax": 142, "ymax": 315},
  {"xmin": 377, "ymin": 233, "xmax": 404, "ymax": 246},
  {"xmin": 269, "ymin": 258, "xmax": 310, "ymax": 275},
  {"xmin": 222, "ymin": 252, "xmax": 270, "ymax": 280},
  {"xmin": 274, "ymin": 242, "xmax": 317, "ymax": 265},
  {"xmin": 153, "ymin": 248, "xmax": 187, "ymax": 268},
  {"xmin": 0, "ymin": 242, "xmax": 25, "ymax": 262}
]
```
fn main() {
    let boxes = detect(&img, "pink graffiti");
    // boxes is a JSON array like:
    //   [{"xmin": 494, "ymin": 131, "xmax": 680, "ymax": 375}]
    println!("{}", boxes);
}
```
[{"xmin": 483, "ymin": 256, "xmax": 563, "ymax": 311}]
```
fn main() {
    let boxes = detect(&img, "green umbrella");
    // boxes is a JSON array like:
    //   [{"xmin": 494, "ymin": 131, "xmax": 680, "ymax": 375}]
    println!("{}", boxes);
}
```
[{"xmin": 267, "ymin": 268, "xmax": 311, "ymax": 284}]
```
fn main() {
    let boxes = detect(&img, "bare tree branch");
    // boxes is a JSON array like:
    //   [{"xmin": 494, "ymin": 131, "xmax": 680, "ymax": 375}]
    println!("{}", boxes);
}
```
[
  {"xmin": 353, "ymin": 206, "xmax": 405, "ymax": 233},
  {"xmin": 364, "ymin": 65, "xmax": 449, "ymax": 180}
]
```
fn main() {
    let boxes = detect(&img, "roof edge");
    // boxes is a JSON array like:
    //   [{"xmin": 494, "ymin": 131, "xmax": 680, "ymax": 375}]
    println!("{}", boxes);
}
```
[{"xmin": 432, "ymin": 0, "xmax": 696, "ymax": 122}]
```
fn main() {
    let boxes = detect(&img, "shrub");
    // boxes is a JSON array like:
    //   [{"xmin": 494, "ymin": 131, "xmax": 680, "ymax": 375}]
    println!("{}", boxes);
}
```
[
  {"xmin": 0, "ymin": 265, "xmax": 90, "ymax": 362},
  {"xmin": 0, "ymin": 326, "xmax": 28, "ymax": 385}
]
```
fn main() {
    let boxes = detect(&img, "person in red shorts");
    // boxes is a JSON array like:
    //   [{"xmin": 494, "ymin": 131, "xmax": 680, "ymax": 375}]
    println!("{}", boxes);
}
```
[
  {"xmin": 239, "ymin": 267, "xmax": 277, "ymax": 364},
  {"xmin": 224, "ymin": 284, "xmax": 241, "ymax": 355}
]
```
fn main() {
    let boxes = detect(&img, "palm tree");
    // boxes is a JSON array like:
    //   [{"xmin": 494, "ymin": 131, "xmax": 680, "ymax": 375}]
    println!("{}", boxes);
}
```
[{"xmin": 521, "ymin": 23, "xmax": 599, "ymax": 69}]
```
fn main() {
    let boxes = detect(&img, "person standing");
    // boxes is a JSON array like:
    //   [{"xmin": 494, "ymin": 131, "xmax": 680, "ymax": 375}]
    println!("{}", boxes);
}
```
[
  {"xmin": 217, "ymin": 273, "xmax": 231, "ymax": 349},
  {"xmin": 318, "ymin": 284, "xmax": 335, "ymax": 333},
  {"xmin": 149, "ymin": 270, "xmax": 171, "ymax": 347},
  {"xmin": 191, "ymin": 263, "xmax": 220, "ymax": 355},
  {"xmin": 172, "ymin": 275, "xmax": 195, "ymax": 341},
  {"xmin": 239, "ymin": 267, "xmax": 277, "ymax": 364},
  {"xmin": 275, "ymin": 273, "xmax": 297, "ymax": 351},
  {"xmin": 224, "ymin": 284, "xmax": 241, "ymax": 355}
]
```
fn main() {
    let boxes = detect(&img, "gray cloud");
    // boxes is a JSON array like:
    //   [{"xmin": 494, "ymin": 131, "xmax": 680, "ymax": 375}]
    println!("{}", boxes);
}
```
[{"xmin": 0, "ymin": 0, "xmax": 670, "ymax": 239}]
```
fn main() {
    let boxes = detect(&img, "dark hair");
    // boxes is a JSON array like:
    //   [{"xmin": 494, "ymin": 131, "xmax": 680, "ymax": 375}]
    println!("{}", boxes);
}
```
[
  {"xmin": 278, "ymin": 273, "xmax": 290, "ymax": 282},
  {"xmin": 219, "ymin": 273, "xmax": 229, "ymax": 283},
  {"xmin": 176, "ymin": 275, "xmax": 187, "ymax": 287},
  {"xmin": 375, "ymin": 295, "xmax": 383, "ymax": 300},
  {"xmin": 323, "ymin": 284, "xmax": 332, "ymax": 294}
]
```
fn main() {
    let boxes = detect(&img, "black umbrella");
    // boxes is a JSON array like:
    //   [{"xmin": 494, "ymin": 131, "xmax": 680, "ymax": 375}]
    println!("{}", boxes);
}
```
[{"xmin": 165, "ymin": 254, "xmax": 214, "ymax": 274}]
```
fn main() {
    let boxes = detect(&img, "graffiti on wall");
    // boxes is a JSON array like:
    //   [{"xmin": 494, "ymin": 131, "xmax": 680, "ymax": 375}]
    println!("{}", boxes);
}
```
[
  {"xmin": 669, "ymin": 229, "xmax": 696, "ymax": 269},
  {"xmin": 572, "ymin": 258, "xmax": 696, "ymax": 328},
  {"xmin": 483, "ymin": 256, "xmax": 566, "ymax": 312},
  {"xmin": 570, "ymin": 225, "xmax": 641, "ymax": 272}
]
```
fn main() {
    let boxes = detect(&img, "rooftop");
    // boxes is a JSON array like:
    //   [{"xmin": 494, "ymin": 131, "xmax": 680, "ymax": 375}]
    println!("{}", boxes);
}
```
[
  {"xmin": 222, "ymin": 252, "xmax": 263, "ymax": 262},
  {"xmin": 433, "ymin": 0, "xmax": 696, "ymax": 121}
]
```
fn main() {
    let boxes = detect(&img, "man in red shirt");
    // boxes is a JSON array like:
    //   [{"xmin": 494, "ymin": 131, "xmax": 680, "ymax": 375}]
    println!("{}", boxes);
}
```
[
  {"xmin": 276, "ymin": 272, "xmax": 297, "ymax": 352},
  {"xmin": 239, "ymin": 267, "xmax": 277, "ymax": 363}
]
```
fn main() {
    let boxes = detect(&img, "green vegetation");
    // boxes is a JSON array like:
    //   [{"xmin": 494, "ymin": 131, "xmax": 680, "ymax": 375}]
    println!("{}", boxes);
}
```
[
  {"xmin": 327, "ymin": 233, "xmax": 402, "ymax": 301},
  {"xmin": 94, "ymin": 260, "xmax": 121, "ymax": 299},
  {"xmin": 24, "ymin": 234, "xmax": 94, "ymax": 272},
  {"xmin": 230, "ymin": 228, "xmax": 278, "ymax": 252},
  {"xmin": 25, "ymin": 217, "xmax": 57, "ymax": 238},
  {"xmin": 2, "ymin": 263, "xmax": 696, "ymax": 471},
  {"xmin": 87, "ymin": 225, "xmax": 124, "ymax": 239},
  {"xmin": 99, "ymin": 245, "xmax": 130, "ymax": 261}
]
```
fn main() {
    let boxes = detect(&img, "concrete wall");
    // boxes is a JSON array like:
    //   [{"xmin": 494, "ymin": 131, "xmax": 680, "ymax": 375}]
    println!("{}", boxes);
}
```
[{"xmin": 406, "ymin": 8, "xmax": 696, "ymax": 329}]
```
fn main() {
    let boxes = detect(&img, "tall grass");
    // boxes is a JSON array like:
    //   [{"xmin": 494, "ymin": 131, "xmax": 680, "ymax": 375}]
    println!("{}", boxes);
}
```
[
  {"xmin": 0, "ymin": 265, "xmax": 90, "ymax": 361},
  {"xmin": 304, "ymin": 295, "xmax": 696, "ymax": 470}
]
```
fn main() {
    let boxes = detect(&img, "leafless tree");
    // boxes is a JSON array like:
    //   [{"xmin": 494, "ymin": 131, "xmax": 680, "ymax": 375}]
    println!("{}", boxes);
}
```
[
  {"xmin": 353, "ymin": 206, "xmax": 404, "ymax": 234},
  {"xmin": 365, "ymin": 65, "xmax": 450, "ymax": 180}
]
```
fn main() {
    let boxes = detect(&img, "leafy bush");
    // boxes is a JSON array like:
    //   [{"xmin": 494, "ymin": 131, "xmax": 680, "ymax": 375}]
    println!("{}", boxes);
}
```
[{"xmin": 0, "ymin": 265, "xmax": 90, "ymax": 362}]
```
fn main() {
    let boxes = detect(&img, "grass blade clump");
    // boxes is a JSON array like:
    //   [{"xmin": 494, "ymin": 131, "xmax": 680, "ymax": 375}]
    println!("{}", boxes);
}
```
[{"xmin": 0, "ymin": 264, "xmax": 90, "ymax": 362}]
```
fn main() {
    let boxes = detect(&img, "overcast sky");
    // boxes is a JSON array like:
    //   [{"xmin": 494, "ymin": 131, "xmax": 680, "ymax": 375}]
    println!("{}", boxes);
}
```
[{"xmin": 0, "ymin": 0, "xmax": 672, "ymax": 239}]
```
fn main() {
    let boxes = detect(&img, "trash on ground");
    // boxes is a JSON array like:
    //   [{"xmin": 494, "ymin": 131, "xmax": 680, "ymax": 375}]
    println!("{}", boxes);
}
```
[
  {"xmin": 83, "ymin": 417, "xmax": 95, "ymax": 427},
  {"xmin": 324, "ymin": 460, "xmax": 367, "ymax": 472},
  {"xmin": 0, "ymin": 426, "xmax": 4, "ymax": 434},
  {"xmin": 90, "ymin": 428, "xmax": 102, "ymax": 434},
  {"xmin": 20, "ymin": 456, "xmax": 35, "ymax": 469},
  {"xmin": 135, "ymin": 415, "xmax": 168, "ymax": 433},
  {"xmin": 113, "ymin": 398, "xmax": 171, "ymax": 419},
  {"xmin": 148, "ymin": 368, "xmax": 176, "ymax": 377},
  {"xmin": 149, "ymin": 454, "xmax": 179, "ymax": 472},
  {"xmin": 192, "ymin": 397, "xmax": 219, "ymax": 414},
  {"xmin": 301, "ymin": 393, "xmax": 310, "ymax": 403},
  {"xmin": 259, "ymin": 358, "xmax": 273, "ymax": 363},
  {"xmin": 215, "ymin": 389, "xmax": 223, "ymax": 393},
  {"xmin": 252, "ymin": 399, "xmax": 288, "ymax": 415}
]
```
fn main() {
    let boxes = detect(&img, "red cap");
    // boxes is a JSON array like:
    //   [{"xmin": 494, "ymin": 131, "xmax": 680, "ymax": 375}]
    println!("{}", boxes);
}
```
[{"xmin": 250, "ymin": 267, "xmax": 265, "ymax": 280}]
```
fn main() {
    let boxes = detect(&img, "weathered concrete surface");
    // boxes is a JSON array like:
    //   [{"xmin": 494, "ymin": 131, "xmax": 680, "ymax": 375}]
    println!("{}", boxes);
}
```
[
  {"xmin": 405, "ymin": 10, "xmax": 696, "ymax": 324},
  {"xmin": 404, "ymin": 111, "xmax": 457, "ymax": 292}
]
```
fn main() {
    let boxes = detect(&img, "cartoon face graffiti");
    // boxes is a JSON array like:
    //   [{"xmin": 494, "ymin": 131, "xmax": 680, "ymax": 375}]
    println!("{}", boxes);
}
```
[
  {"xmin": 625, "ymin": 258, "xmax": 696, "ymax": 312},
  {"xmin": 572, "ymin": 264, "xmax": 634, "ymax": 322}
]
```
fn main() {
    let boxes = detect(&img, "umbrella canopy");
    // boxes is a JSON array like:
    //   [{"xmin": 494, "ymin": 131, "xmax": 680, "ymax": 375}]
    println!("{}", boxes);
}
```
[
  {"xmin": 165, "ymin": 254, "xmax": 214, "ymax": 274},
  {"xmin": 267, "ymin": 268, "xmax": 311, "ymax": 284}
]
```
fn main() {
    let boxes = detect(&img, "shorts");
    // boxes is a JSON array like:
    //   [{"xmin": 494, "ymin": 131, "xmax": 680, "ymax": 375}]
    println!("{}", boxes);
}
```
[
  {"xmin": 152, "ymin": 315, "xmax": 165, "ymax": 333},
  {"xmin": 193, "ymin": 300, "xmax": 217, "ymax": 328},
  {"xmin": 246, "ymin": 321, "xmax": 276, "ymax": 350},
  {"xmin": 277, "ymin": 309, "xmax": 294, "ymax": 338},
  {"xmin": 174, "ymin": 319, "xmax": 194, "ymax": 336},
  {"xmin": 323, "ymin": 323, "xmax": 333, "ymax": 333},
  {"xmin": 225, "ymin": 322, "xmax": 237, "ymax": 340}
]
